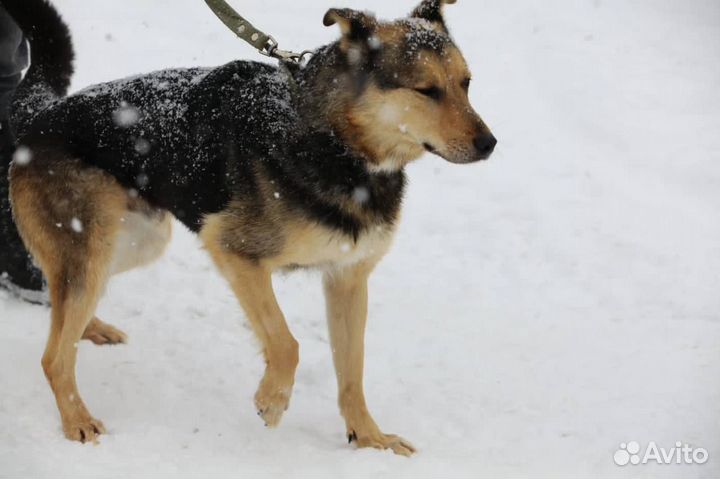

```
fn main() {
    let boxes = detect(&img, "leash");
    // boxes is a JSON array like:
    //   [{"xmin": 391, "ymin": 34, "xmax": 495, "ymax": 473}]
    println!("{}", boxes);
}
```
[{"xmin": 204, "ymin": 0, "xmax": 310, "ymax": 65}]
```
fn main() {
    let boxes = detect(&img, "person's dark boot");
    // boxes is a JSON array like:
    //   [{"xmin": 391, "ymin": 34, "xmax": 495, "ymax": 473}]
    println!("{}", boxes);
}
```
[{"xmin": 0, "ymin": 119, "xmax": 47, "ymax": 304}]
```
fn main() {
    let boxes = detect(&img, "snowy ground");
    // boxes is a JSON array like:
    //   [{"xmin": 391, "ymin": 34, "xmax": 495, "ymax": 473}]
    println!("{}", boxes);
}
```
[{"xmin": 1, "ymin": 0, "xmax": 719, "ymax": 477}]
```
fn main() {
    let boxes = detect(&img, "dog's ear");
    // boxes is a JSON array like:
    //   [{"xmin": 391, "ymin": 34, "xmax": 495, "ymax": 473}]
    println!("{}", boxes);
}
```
[
  {"xmin": 410, "ymin": 0, "xmax": 457, "ymax": 34},
  {"xmin": 323, "ymin": 8, "xmax": 379, "ymax": 55}
]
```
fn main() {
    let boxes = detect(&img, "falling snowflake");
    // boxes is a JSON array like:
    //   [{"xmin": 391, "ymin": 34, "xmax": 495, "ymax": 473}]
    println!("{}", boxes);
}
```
[
  {"xmin": 136, "ymin": 173, "xmax": 149, "ymax": 188},
  {"xmin": 368, "ymin": 35, "xmax": 383, "ymax": 51},
  {"xmin": 352, "ymin": 187, "xmax": 370, "ymax": 205},
  {"xmin": 113, "ymin": 101, "xmax": 140, "ymax": 128},
  {"xmin": 347, "ymin": 46, "xmax": 362, "ymax": 65},
  {"xmin": 378, "ymin": 103, "xmax": 400, "ymax": 123},
  {"xmin": 70, "ymin": 218, "xmax": 83, "ymax": 233},
  {"xmin": 134, "ymin": 138, "xmax": 151, "ymax": 155},
  {"xmin": 12, "ymin": 146, "xmax": 32, "ymax": 166}
]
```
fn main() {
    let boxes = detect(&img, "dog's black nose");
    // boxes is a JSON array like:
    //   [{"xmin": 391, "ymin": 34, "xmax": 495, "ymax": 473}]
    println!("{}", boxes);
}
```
[{"xmin": 473, "ymin": 134, "xmax": 497, "ymax": 159}]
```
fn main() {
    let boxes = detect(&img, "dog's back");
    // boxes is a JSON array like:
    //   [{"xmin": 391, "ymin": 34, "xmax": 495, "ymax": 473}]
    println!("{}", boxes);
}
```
[{"xmin": 20, "ymin": 59, "xmax": 299, "ymax": 230}]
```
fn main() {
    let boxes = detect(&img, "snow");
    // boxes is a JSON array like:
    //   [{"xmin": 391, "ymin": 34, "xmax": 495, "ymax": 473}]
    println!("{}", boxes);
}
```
[
  {"xmin": 1, "ymin": 0, "xmax": 719, "ymax": 477},
  {"xmin": 134, "ymin": 137, "xmax": 151, "ymax": 155},
  {"xmin": 346, "ymin": 46, "xmax": 363, "ymax": 65},
  {"xmin": 352, "ymin": 186, "xmax": 370, "ymax": 204},
  {"xmin": 11, "ymin": 145, "xmax": 32, "ymax": 166},
  {"xmin": 368, "ymin": 35, "xmax": 383, "ymax": 51},
  {"xmin": 112, "ymin": 101, "xmax": 140, "ymax": 127},
  {"xmin": 70, "ymin": 218, "xmax": 83, "ymax": 233},
  {"xmin": 135, "ymin": 173, "xmax": 149, "ymax": 188}
]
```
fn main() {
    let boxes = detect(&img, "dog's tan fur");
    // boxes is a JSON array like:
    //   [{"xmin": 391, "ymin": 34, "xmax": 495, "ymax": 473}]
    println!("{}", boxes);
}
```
[
  {"xmin": 9, "ymin": 0, "xmax": 494, "ymax": 455},
  {"xmin": 10, "ymin": 154, "xmax": 172, "ymax": 442},
  {"xmin": 345, "ymin": 47, "xmax": 481, "ymax": 172}
]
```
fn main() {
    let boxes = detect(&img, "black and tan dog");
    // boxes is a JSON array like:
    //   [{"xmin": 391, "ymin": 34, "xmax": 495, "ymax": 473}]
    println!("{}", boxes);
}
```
[{"xmin": 5, "ymin": 0, "xmax": 495, "ymax": 455}]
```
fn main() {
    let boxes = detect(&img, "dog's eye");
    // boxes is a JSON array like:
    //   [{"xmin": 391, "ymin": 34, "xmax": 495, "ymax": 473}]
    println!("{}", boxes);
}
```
[
  {"xmin": 414, "ymin": 86, "xmax": 442, "ymax": 100},
  {"xmin": 461, "ymin": 78, "xmax": 471, "ymax": 91}
]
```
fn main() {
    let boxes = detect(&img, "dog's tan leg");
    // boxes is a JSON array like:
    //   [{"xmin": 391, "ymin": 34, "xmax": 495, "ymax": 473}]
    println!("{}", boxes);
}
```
[
  {"xmin": 41, "ymin": 285, "xmax": 66, "ymax": 379},
  {"xmin": 202, "ymin": 230, "xmax": 299, "ymax": 427},
  {"xmin": 43, "ymin": 264, "xmax": 110, "ymax": 443},
  {"xmin": 323, "ymin": 262, "xmax": 416, "ymax": 456},
  {"xmin": 218, "ymin": 256, "xmax": 298, "ymax": 427},
  {"xmin": 11, "ymin": 158, "xmax": 129, "ymax": 443}
]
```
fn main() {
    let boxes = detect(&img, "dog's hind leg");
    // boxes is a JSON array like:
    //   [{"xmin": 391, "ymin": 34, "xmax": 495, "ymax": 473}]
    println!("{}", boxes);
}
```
[
  {"xmin": 323, "ymin": 261, "xmax": 416, "ymax": 456},
  {"xmin": 43, "ymin": 263, "xmax": 112, "ymax": 442},
  {"xmin": 10, "ymin": 157, "xmax": 127, "ymax": 442},
  {"xmin": 201, "ymin": 220, "xmax": 299, "ymax": 428},
  {"xmin": 80, "ymin": 208, "xmax": 172, "ymax": 347},
  {"xmin": 82, "ymin": 317, "xmax": 128, "ymax": 345}
]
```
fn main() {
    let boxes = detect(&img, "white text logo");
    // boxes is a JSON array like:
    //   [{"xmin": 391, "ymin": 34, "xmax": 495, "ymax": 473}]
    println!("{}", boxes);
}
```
[{"xmin": 614, "ymin": 441, "xmax": 708, "ymax": 466}]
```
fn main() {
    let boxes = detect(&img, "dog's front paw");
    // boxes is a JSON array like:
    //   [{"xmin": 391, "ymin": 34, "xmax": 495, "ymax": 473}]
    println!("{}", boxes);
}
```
[
  {"xmin": 254, "ymin": 375, "xmax": 292, "ymax": 427},
  {"xmin": 348, "ymin": 428, "xmax": 416, "ymax": 456}
]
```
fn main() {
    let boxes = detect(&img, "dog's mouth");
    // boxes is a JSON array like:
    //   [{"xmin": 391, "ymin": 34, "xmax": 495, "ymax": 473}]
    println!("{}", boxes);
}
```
[
  {"xmin": 423, "ymin": 142, "xmax": 454, "ymax": 162},
  {"xmin": 423, "ymin": 142, "xmax": 436, "ymax": 153},
  {"xmin": 422, "ymin": 142, "xmax": 490, "ymax": 164},
  {"xmin": 427, "ymin": 146, "xmax": 491, "ymax": 165}
]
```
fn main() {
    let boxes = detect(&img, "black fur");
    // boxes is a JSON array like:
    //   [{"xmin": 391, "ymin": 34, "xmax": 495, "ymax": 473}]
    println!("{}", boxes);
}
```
[
  {"xmin": 17, "ymin": 59, "xmax": 405, "ymax": 235},
  {"xmin": 10, "ymin": 1, "xmax": 407, "ymax": 249},
  {"xmin": 262, "ymin": 130, "xmax": 406, "ymax": 241}
]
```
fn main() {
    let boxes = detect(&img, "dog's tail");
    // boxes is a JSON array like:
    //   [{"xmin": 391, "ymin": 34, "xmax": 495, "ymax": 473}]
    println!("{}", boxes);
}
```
[{"xmin": 2, "ymin": 0, "xmax": 74, "ymax": 134}]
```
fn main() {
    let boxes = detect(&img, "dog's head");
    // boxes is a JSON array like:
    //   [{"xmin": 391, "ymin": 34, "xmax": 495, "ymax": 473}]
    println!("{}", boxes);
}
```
[{"xmin": 319, "ymin": 0, "xmax": 496, "ymax": 171}]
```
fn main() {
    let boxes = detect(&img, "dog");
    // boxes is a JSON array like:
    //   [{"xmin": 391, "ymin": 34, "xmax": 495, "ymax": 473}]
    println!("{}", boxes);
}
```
[{"xmin": 5, "ymin": 0, "xmax": 495, "ymax": 455}]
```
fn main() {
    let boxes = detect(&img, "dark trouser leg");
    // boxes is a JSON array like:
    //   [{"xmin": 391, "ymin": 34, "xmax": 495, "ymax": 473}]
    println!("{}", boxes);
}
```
[
  {"xmin": 0, "ymin": 117, "xmax": 45, "ymax": 297},
  {"xmin": 0, "ymin": 8, "xmax": 44, "ymax": 299}
]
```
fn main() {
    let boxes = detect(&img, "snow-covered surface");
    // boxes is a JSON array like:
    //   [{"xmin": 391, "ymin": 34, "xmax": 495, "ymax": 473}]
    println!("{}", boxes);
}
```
[{"xmin": 1, "ymin": 0, "xmax": 719, "ymax": 476}]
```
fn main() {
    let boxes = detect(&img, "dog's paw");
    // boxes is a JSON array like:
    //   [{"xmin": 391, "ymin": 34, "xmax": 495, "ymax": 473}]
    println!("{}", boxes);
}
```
[
  {"xmin": 82, "ymin": 317, "xmax": 127, "ymax": 345},
  {"xmin": 348, "ymin": 429, "xmax": 416, "ymax": 457},
  {"xmin": 62, "ymin": 415, "xmax": 106, "ymax": 444},
  {"xmin": 254, "ymin": 378, "xmax": 292, "ymax": 427}
]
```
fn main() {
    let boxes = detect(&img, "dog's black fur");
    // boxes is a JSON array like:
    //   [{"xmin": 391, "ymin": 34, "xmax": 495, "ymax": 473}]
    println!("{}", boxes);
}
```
[{"xmin": 10, "ymin": 3, "xmax": 405, "ymax": 240}]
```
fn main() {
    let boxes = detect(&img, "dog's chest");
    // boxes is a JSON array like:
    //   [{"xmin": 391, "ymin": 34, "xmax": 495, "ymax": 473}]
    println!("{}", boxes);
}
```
[{"xmin": 274, "ymin": 221, "xmax": 397, "ymax": 270}]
